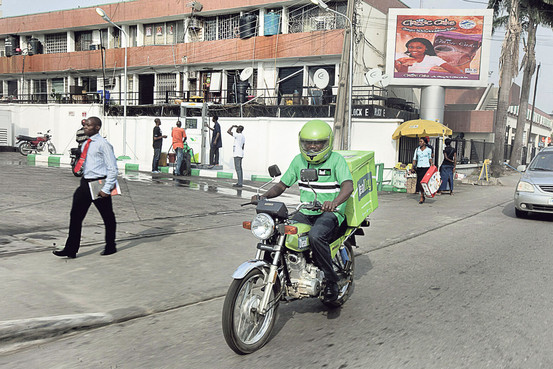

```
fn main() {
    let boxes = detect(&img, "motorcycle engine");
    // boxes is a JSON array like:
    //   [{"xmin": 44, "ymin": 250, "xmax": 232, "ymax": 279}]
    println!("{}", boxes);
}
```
[{"xmin": 285, "ymin": 253, "xmax": 324, "ymax": 298}]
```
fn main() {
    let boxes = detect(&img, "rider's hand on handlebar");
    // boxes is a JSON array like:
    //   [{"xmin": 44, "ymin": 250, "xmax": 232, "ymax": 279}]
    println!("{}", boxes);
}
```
[
  {"xmin": 321, "ymin": 200, "xmax": 338, "ymax": 212},
  {"xmin": 250, "ymin": 195, "xmax": 266, "ymax": 203}
]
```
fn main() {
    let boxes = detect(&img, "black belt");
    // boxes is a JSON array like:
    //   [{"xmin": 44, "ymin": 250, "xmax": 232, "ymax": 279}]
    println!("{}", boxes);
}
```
[{"xmin": 82, "ymin": 176, "xmax": 107, "ymax": 182}]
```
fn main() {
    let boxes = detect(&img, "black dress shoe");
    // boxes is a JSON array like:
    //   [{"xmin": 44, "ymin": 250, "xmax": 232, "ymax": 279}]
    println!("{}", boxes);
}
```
[
  {"xmin": 323, "ymin": 281, "xmax": 339, "ymax": 302},
  {"xmin": 100, "ymin": 248, "xmax": 117, "ymax": 256},
  {"xmin": 53, "ymin": 250, "xmax": 76, "ymax": 259}
]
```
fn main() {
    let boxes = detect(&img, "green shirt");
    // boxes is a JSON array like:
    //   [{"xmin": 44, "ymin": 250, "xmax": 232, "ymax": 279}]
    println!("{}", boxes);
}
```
[{"xmin": 281, "ymin": 152, "xmax": 353, "ymax": 224}]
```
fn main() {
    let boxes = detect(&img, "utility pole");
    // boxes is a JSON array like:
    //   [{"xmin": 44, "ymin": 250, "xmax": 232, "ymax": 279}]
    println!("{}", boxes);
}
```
[
  {"xmin": 526, "ymin": 62, "xmax": 540, "ymax": 162},
  {"xmin": 332, "ymin": 0, "xmax": 355, "ymax": 150}
]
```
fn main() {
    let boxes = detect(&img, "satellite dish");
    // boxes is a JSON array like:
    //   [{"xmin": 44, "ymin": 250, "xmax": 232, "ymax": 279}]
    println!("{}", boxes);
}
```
[
  {"xmin": 365, "ymin": 68, "xmax": 382, "ymax": 86},
  {"xmin": 240, "ymin": 67, "xmax": 253, "ymax": 81},
  {"xmin": 313, "ymin": 68, "xmax": 330, "ymax": 89},
  {"xmin": 380, "ymin": 74, "xmax": 390, "ymax": 87}
]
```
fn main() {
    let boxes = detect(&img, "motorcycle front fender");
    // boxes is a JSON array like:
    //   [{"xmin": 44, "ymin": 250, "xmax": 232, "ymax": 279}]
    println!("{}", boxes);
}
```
[{"xmin": 231, "ymin": 259, "xmax": 270, "ymax": 279}]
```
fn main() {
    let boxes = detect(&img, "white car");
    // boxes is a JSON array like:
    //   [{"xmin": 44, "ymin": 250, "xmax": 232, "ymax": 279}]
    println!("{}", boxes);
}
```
[{"xmin": 514, "ymin": 146, "xmax": 553, "ymax": 217}]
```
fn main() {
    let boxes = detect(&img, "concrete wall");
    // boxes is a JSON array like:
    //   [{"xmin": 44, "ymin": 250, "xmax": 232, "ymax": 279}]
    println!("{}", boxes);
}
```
[{"xmin": 3, "ymin": 103, "xmax": 401, "ymax": 177}]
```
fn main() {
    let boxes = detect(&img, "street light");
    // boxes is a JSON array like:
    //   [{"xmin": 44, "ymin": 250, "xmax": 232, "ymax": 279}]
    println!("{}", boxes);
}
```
[
  {"xmin": 310, "ymin": 0, "xmax": 353, "ymax": 149},
  {"xmin": 96, "ymin": 7, "xmax": 128, "ymax": 156}
]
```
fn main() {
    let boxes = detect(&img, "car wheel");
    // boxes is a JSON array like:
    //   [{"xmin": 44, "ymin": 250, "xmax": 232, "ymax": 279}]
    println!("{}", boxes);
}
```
[{"xmin": 515, "ymin": 208, "xmax": 528, "ymax": 218}]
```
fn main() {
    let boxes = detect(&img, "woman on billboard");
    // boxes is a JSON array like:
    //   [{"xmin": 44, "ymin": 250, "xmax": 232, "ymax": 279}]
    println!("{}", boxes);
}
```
[{"xmin": 394, "ymin": 38, "xmax": 462, "ymax": 74}]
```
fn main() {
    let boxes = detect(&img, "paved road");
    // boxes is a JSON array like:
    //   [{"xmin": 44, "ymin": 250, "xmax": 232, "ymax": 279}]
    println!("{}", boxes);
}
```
[{"xmin": 2, "ymin": 152, "xmax": 552, "ymax": 368}]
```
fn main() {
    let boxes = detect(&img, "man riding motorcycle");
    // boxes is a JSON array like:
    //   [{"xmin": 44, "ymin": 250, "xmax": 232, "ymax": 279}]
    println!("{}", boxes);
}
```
[{"xmin": 252, "ymin": 119, "xmax": 353, "ymax": 302}]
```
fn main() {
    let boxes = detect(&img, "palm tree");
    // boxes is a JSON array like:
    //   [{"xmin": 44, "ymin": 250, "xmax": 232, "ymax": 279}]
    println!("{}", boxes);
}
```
[
  {"xmin": 489, "ymin": 0, "xmax": 553, "ymax": 172},
  {"xmin": 489, "ymin": 0, "xmax": 521, "ymax": 177}
]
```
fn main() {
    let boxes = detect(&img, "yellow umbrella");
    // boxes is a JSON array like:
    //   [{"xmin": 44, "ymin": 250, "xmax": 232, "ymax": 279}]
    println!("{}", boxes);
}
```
[{"xmin": 392, "ymin": 119, "xmax": 452, "ymax": 140}]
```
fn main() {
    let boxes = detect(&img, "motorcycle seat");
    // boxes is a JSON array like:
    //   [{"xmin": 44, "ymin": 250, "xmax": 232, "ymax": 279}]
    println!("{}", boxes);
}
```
[{"xmin": 18, "ymin": 135, "xmax": 38, "ymax": 141}]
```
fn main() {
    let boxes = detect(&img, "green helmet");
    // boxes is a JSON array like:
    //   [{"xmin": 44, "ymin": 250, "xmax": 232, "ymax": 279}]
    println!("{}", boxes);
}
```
[{"xmin": 299, "ymin": 120, "xmax": 334, "ymax": 165}]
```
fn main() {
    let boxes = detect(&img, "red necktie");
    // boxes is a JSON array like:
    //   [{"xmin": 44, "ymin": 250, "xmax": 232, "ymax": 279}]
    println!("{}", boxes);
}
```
[{"xmin": 74, "ymin": 138, "xmax": 92, "ymax": 173}]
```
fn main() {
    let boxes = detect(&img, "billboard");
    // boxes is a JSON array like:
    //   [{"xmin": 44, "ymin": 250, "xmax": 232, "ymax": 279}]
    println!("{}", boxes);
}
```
[{"xmin": 386, "ymin": 9, "xmax": 493, "ymax": 87}]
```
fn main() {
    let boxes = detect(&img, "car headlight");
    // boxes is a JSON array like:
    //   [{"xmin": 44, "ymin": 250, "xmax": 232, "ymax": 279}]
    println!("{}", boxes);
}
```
[
  {"xmin": 516, "ymin": 181, "xmax": 535, "ymax": 193},
  {"xmin": 251, "ymin": 213, "xmax": 275, "ymax": 240}
]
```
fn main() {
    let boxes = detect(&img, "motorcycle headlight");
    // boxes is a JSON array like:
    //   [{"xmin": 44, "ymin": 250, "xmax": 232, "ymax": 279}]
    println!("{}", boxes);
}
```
[
  {"xmin": 251, "ymin": 213, "xmax": 275, "ymax": 240},
  {"xmin": 516, "ymin": 181, "xmax": 534, "ymax": 193}
]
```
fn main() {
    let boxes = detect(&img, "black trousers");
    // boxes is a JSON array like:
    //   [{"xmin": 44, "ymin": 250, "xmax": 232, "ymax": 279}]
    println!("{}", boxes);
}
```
[
  {"xmin": 209, "ymin": 146, "xmax": 219, "ymax": 165},
  {"xmin": 292, "ymin": 212, "xmax": 340, "ymax": 283},
  {"xmin": 64, "ymin": 177, "xmax": 117, "ymax": 254}
]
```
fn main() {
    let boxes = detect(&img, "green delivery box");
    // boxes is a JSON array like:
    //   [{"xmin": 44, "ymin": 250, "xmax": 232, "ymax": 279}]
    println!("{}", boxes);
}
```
[{"xmin": 336, "ymin": 150, "xmax": 378, "ymax": 227}]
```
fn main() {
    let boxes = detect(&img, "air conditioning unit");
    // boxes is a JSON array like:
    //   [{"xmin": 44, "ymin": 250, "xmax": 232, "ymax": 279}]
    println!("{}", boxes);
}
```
[
  {"xmin": 187, "ymin": 18, "xmax": 203, "ymax": 29},
  {"xmin": 89, "ymin": 44, "xmax": 101, "ymax": 50},
  {"xmin": 187, "ymin": 71, "xmax": 199, "ymax": 80}
]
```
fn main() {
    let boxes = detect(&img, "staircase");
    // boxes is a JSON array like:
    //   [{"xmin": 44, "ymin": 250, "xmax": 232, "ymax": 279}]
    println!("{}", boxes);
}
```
[{"xmin": 484, "ymin": 97, "xmax": 498, "ymax": 111}]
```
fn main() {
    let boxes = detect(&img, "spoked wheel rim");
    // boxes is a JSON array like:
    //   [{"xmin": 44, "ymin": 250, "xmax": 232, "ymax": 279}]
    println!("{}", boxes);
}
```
[
  {"xmin": 233, "ymin": 272, "xmax": 275, "ymax": 345},
  {"xmin": 19, "ymin": 143, "xmax": 33, "ymax": 156}
]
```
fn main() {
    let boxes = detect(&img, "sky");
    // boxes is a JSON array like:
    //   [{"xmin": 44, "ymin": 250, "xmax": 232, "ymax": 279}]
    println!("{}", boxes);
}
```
[{"xmin": 2, "ymin": 0, "xmax": 552, "ymax": 112}]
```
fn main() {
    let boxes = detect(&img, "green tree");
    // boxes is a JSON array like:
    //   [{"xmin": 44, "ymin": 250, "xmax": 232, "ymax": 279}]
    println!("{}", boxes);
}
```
[{"xmin": 489, "ymin": 0, "xmax": 553, "ymax": 172}]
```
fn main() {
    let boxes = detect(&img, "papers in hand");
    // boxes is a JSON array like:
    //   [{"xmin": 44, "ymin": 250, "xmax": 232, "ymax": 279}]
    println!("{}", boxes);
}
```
[{"xmin": 88, "ymin": 179, "xmax": 121, "ymax": 200}]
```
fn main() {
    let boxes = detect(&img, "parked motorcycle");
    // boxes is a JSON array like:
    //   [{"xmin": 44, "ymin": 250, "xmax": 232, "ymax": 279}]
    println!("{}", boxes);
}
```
[
  {"xmin": 222, "ymin": 165, "xmax": 371, "ymax": 354},
  {"xmin": 69, "ymin": 147, "xmax": 83, "ymax": 177},
  {"xmin": 16, "ymin": 130, "xmax": 56, "ymax": 156}
]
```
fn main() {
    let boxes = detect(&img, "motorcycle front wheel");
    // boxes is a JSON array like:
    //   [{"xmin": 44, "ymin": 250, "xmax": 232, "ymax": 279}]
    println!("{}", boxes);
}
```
[
  {"xmin": 222, "ymin": 268, "xmax": 279, "ymax": 354},
  {"xmin": 323, "ymin": 240, "xmax": 355, "ymax": 308},
  {"xmin": 47, "ymin": 142, "xmax": 56, "ymax": 154},
  {"xmin": 19, "ymin": 142, "xmax": 33, "ymax": 156}
]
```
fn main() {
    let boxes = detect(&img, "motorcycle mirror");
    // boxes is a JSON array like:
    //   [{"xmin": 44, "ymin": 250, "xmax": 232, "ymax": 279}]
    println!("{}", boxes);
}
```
[
  {"xmin": 300, "ymin": 168, "xmax": 318, "ymax": 182},
  {"xmin": 268, "ymin": 165, "xmax": 281, "ymax": 178}
]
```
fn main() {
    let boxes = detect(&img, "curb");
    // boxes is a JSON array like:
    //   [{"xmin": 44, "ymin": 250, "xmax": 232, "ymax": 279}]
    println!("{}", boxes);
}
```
[
  {"xmin": 28, "ymin": 153, "xmax": 272, "ymax": 183},
  {"xmin": 0, "ymin": 306, "xmax": 151, "ymax": 345}
]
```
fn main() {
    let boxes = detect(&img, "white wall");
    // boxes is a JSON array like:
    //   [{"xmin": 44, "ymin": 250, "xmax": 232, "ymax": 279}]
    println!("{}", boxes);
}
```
[{"xmin": 3, "ymin": 103, "xmax": 401, "ymax": 176}]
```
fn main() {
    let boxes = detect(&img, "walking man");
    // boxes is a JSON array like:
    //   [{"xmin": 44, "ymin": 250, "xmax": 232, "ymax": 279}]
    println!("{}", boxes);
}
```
[
  {"xmin": 207, "ymin": 115, "xmax": 222, "ymax": 165},
  {"xmin": 53, "ymin": 116, "xmax": 118, "ymax": 258},
  {"xmin": 171, "ymin": 120, "xmax": 187, "ymax": 176},
  {"xmin": 227, "ymin": 125, "xmax": 245, "ymax": 187},
  {"xmin": 152, "ymin": 118, "xmax": 166, "ymax": 173}
]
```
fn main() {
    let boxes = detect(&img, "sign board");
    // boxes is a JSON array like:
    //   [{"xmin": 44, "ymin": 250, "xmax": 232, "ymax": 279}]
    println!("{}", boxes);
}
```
[{"xmin": 386, "ymin": 9, "xmax": 493, "ymax": 87}]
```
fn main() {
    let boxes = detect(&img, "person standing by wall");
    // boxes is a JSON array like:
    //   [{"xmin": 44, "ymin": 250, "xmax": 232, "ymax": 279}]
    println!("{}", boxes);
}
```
[
  {"xmin": 207, "ymin": 115, "xmax": 222, "ymax": 165},
  {"xmin": 171, "ymin": 120, "xmax": 187, "ymax": 176},
  {"xmin": 227, "ymin": 125, "xmax": 245, "ymax": 187},
  {"xmin": 53, "ymin": 116, "xmax": 118, "ymax": 258},
  {"xmin": 75, "ymin": 119, "xmax": 88, "ymax": 150},
  {"xmin": 410, "ymin": 137, "xmax": 434, "ymax": 204},
  {"xmin": 152, "ymin": 118, "xmax": 166, "ymax": 173},
  {"xmin": 438, "ymin": 138, "xmax": 456, "ymax": 195}
]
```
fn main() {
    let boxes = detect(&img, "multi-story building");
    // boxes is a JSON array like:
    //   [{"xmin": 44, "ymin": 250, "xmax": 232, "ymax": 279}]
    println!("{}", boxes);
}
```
[
  {"xmin": 0, "ymin": 0, "xmax": 409, "ymax": 110},
  {"xmin": 0, "ymin": 0, "xmax": 415, "ymax": 174}
]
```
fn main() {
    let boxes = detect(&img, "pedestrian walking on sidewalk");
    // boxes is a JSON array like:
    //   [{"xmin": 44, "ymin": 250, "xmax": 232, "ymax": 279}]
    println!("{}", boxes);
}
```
[
  {"xmin": 152, "ymin": 118, "xmax": 167, "ymax": 173},
  {"xmin": 171, "ymin": 120, "xmax": 187, "ymax": 176},
  {"xmin": 411, "ymin": 136, "xmax": 434, "ymax": 204},
  {"xmin": 53, "ymin": 116, "xmax": 118, "ymax": 258},
  {"xmin": 227, "ymin": 124, "xmax": 245, "ymax": 187},
  {"xmin": 207, "ymin": 116, "xmax": 222, "ymax": 165},
  {"xmin": 438, "ymin": 138, "xmax": 456, "ymax": 195}
]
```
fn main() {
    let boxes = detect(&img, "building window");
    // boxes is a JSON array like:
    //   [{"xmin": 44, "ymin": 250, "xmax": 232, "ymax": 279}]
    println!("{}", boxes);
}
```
[
  {"xmin": 156, "ymin": 73, "xmax": 177, "ymax": 103},
  {"xmin": 288, "ymin": 1, "xmax": 346, "ymax": 34},
  {"xmin": 219, "ymin": 14, "xmax": 240, "ymax": 40},
  {"xmin": 33, "ymin": 79, "xmax": 47, "ymax": 102},
  {"xmin": 112, "ymin": 28, "xmax": 121, "ymax": 48},
  {"xmin": 154, "ymin": 23, "xmax": 165, "ymax": 45},
  {"xmin": 204, "ymin": 17, "xmax": 217, "ymax": 41},
  {"xmin": 75, "ymin": 31, "xmax": 93, "ymax": 51},
  {"xmin": 166, "ymin": 22, "xmax": 176, "ymax": 44},
  {"xmin": 129, "ymin": 25, "xmax": 138, "ymax": 47},
  {"xmin": 203, "ymin": 14, "xmax": 240, "ymax": 41},
  {"xmin": 100, "ymin": 29, "xmax": 109, "ymax": 49},
  {"xmin": 45, "ymin": 33, "xmax": 67, "ymax": 54}
]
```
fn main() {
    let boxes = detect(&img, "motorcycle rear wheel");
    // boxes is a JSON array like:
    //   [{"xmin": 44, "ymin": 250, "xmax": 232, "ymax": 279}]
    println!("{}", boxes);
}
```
[
  {"xmin": 222, "ymin": 268, "xmax": 279, "ymax": 354},
  {"xmin": 19, "ymin": 142, "xmax": 33, "ymax": 156},
  {"xmin": 47, "ymin": 142, "xmax": 56, "ymax": 154},
  {"xmin": 323, "ymin": 240, "xmax": 355, "ymax": 308}
]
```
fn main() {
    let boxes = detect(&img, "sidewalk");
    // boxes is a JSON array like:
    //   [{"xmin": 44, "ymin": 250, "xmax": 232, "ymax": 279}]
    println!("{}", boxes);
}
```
[{"xmin": 0, "ymin": 154, "xmax": 521, "ymax": 350}]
